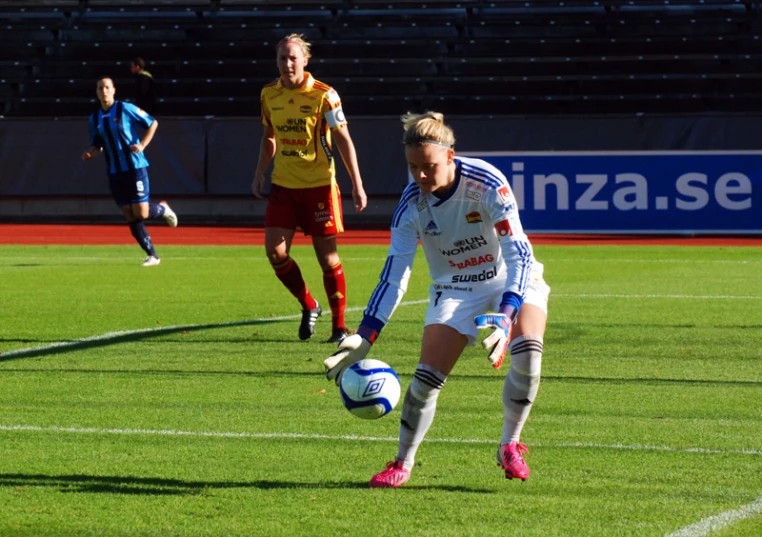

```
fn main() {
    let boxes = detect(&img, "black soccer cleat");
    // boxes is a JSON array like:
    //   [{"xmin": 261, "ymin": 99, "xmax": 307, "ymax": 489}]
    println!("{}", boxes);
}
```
[
  {"xmin": 299, "ymin": 303, "xmax": 322, "ymax": 341},
  {"xmin": 326, "ymin": 327, "xmax": 349, "ymax": 344}
]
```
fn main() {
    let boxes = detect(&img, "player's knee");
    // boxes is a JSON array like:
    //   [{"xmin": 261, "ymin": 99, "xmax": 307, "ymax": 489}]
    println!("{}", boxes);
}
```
[
  {"xmin": 509, "ymin": 335, "xmax": 544, "ymax": 377},
  {"xmin": 409, "ymin": 364, "xmax": 447, "ymax": 401}
]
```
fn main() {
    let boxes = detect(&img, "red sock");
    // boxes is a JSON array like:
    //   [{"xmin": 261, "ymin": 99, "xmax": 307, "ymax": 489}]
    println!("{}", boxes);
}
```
[
  {"xmin": 273, "ymin": 258, "xmax": 317, "ymax": 310},
  {"xmin": 323, "ymin": 262, "xmax": 346, "ymax": 330}
]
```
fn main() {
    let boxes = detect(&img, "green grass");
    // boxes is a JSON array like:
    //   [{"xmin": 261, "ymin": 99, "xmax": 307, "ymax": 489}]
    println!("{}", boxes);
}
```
[{"xmin": 1, "ymin": 244, "xmax": 761, "ymax": 537}]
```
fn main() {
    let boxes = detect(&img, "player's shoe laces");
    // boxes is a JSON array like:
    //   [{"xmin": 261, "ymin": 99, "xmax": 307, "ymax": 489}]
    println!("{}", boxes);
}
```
[
  {"xmin": 142, "ymin": 255, "xmax": 161, "ymax": 267},
  {"xmin": 160, "ymin": 200, "xmax": 178, "ymax": 228},
  {"xmin": 298, "ymin": 303, "xmax": 322, "ymax": 341},
  {"xmin": 369, "ymin": 460, "xmax": 410, "ymax": 488},
  {"xmin": 497, "ymin": 442, "xmax": 530, "ymax": 481},
  {"xmin": 326, "ymin": 327, "xmax": 349, "ymax": 344}
]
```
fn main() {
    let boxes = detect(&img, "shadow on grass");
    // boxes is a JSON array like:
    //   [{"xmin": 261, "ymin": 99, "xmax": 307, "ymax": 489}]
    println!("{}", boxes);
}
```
[
  {"xmin": 0, "ymin": 368, "xmax": 760, "ymax": 387},
  {"xmin": 0, "ymin": 318, "xmax": 290, "ymax": 363},
  {"xmin": 0, "ymin": 473, "xmax": 492, "ymax": 495}
]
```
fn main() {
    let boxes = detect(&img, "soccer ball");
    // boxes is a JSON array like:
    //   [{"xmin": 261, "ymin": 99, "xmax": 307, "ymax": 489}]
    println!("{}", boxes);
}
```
[{"xmin": 339, "ymin": 359, "xmax": 401, "ymax": 420}]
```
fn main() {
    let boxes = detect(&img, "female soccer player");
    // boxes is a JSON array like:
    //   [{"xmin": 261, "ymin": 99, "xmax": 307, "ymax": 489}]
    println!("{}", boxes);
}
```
[
  {"xmin": 81, "ymin": 76, "xmax": 177, "ymax": 266},
  {"xmin": 324, "ymin": 111, "xmax": 550, "ymax": 488},
  {"xmin": 252, "ymin": 34, "xmax": 368, "ymax": 343}
]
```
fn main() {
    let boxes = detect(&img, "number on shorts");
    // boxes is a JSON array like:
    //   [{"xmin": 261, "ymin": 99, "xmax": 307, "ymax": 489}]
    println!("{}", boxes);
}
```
[
  {"xmin": 434, "ymin": 291, "xmax": 442, "ymax": 307},
  {"xmin": 136, "ymin": 180, "xmax": 145, "ymax": 192}
]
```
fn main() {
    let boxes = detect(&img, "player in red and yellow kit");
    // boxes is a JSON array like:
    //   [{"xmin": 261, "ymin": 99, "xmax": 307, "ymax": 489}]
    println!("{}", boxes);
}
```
[{"xmin": 252, "ymin": 34, "xmax": 368, "ymax": 343}]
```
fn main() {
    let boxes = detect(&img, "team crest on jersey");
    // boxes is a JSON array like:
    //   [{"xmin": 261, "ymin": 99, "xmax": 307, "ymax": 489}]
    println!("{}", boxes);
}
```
[
  {"xmin": 495, "ymin": 219, "xmax": 513, "ymax": 237},
  {"xmin": 318, "ymin": 202, "xmax": 325, "ymax": 210},
  {"xmin": 497, "ymin": 185, "xmax": 512, "ymax": 205},
  {"xmin": 466, "ymin": 211, "xmax": 483, "ymax": 223},
  {"xmin": 288, "ymin": 99, "xmax": 295, "ymax": 104},
  {"xmin": 300, "ymin": 105, "xmax": 311, "ymax": 113}
]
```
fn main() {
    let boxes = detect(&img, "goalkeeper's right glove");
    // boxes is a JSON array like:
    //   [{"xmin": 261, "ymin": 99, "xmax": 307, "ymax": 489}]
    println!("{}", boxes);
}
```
[{"xmin": 323, "ymin": 333, "xmax": 372, "ymax": 385}]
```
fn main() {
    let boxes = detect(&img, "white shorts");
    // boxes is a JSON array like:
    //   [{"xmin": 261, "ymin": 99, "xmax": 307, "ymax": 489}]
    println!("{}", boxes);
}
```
[{"xmin": 424, "ymin": 262, "xmax": 550, "ymax": 345}]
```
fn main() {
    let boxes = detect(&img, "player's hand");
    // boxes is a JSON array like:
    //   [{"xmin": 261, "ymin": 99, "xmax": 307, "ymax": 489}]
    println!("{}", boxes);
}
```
[
  {"xmin": 474, "ymin": 313, "xmax": 513, "ymax": 369},
  {"xmin": 324, "ymin": 333, "xmax": 371, "ymax": 385},
  {"xmin": 352, "ymin": 184, "xmax": 367, "ymax": 212},
  {"xmin": 252, "ymin": 174, "xmax": 266, "ymax": 199},
  {"xmin": 129, "ymin": 143, "xmax": 144, "ymax": 153}
]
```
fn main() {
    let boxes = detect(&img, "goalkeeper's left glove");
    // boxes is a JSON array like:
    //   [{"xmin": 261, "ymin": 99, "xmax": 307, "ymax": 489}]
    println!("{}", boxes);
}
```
[
  {"xmin": 474, "ymin": 310, "xmax": 515, "ymax": 369},
  {"xmin": 324, "ymin": 333, "xmax": 372, "ymax": 385}
]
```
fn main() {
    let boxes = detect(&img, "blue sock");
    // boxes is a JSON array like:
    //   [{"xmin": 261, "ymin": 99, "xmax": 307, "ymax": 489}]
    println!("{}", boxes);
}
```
[
  {"xmin": 148, "ymin": 202, "xmax": 165, "ymax": 219},
  {"xmin": 128, "ymin": 220, "xmax": 158, "ymax": 257}
]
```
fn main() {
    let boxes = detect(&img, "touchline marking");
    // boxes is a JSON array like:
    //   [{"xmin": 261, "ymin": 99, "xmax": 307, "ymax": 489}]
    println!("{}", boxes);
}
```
[
  {"xmin": 664, "ymin": 495, "xmax": 762, "ymax": 537},
  {"xmin": 1, "ymin": 425, "xmax": 760, "ymax": 457},
  {"xmin": 0, "ymin": 300, "xmax": 431, "ymax": 360}
]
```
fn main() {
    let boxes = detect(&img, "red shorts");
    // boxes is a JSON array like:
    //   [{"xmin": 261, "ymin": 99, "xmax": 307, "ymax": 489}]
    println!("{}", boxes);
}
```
[{"xmin": 265, "ymin": 183, "xmax": 344, "ymax": 236}]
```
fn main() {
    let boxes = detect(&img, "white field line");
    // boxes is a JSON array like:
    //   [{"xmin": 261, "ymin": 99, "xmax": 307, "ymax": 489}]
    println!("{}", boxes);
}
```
[
  {"xmin": 0, "ymin": 424, "xmax": 761, "ymax": 457},
  {"xmin": 554, "ymin": 294, "xmax": 762, "ymax": 300},
  {"xmin": 0, "ymin": 300, "xmax": 430, "ymax": 360},
  {"xmin": 664, "ymin": 495, "xmax": 762, "ymax": 537}
]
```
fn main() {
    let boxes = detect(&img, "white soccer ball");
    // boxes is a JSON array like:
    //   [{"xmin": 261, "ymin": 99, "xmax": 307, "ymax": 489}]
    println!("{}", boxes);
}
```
[{"xmin": 339, "ymin": 359, "xmax": 401, "ymax": 420}]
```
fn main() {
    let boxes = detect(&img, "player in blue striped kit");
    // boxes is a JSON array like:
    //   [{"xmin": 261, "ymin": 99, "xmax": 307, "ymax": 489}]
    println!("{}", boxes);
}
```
[
  {"xmin": 81, "ymin": 76, "xmax": 177, "ymax": 266},
  {"xmin": 324, "ymin": 111, "xmax": 550, "ymax": 488}
]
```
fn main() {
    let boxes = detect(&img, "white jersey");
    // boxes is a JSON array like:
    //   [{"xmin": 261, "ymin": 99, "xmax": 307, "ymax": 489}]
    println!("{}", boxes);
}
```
[{"xmin": 363, "ymin": 156, "xmax": 535, "ymax": 328}]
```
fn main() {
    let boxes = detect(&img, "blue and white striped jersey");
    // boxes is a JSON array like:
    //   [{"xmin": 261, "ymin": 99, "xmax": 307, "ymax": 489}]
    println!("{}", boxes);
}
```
[
  {"xmin": 363, "ymin": 156, "xmax": 535, "ymax": 329},
  {"xmin": 89, "ymin": 101, "xmax": 155, "ymax": 175}
]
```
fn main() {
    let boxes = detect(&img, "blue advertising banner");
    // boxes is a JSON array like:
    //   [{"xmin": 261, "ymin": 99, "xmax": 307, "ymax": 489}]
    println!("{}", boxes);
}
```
[{"xmin": 461, "ymin": 151, "xmax": 761, "ymax": 234}]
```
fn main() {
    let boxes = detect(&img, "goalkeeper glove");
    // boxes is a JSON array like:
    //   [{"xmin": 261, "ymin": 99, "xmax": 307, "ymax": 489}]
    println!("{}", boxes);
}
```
[
  {"xmin": 323, "ymin": 333, "xmax": 372, "ymax": 385},
  {"xmin": 474, "ymin": 311, "xmax": 515, "ymax": 369}
]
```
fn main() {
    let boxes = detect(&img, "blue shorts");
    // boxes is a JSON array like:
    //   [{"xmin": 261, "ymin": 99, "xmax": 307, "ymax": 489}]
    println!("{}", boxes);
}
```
[{"xmin": 108, "ymin": 167, "xmax": 150, "ymax": 207}]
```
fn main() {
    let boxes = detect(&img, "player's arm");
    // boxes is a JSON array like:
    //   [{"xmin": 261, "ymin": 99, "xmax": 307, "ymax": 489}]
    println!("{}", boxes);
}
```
[
  {"xmin": 83, "ymin": 116, "xmax": 104, "ymax": 161},
  {"xmin": 131, "ymin": 119, "xmax": 158, "ymax": 153},
  {"xmin": 82, "ymin": 145, "xmax": 102, "ymax": 161},
  {"xmin": 325, "ymin": 195, "xmax": 419, "ymax": 383},
  {"xmin": 332, "ymin": 126, "xmax": 367, "ymax": 212},
  {"xmin": 252, "ymin": 125, "xmax": 276, "ymax": 198},
  {"xmin": 475, "ymin": 181, "xmax": 533, "ymax": 368}
]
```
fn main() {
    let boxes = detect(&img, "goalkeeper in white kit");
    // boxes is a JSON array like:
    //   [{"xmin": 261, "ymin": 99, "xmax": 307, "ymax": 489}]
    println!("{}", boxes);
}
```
[{"xmin": 324, "ymin": 111, "xmax": 550, "ymax": 488}]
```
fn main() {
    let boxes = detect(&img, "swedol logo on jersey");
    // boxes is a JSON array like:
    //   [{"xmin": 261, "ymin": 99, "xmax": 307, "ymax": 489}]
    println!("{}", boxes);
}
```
[{"xmin": 451, "ymin": 267, "xmax": 498, "ymax": 283}]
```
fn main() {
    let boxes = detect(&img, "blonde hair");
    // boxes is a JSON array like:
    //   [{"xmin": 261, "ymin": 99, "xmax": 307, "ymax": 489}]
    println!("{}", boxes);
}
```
[
  {"xmin": 401, "ymin": 111, "xmax": 455, "ymax": 149},
  {"xmin": 276, "ymin": 33, "xmax": 312, "ymax": 59}
]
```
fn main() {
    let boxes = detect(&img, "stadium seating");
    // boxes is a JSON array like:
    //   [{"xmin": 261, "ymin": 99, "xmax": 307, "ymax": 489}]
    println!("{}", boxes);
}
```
[{"xmin": 0, "ymin": 0, "xmax": 761, "ymax": 117}]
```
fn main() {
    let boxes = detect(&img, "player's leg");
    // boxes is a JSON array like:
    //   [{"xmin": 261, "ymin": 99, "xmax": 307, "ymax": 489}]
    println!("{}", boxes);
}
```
[
  {"xmin": 308, "ymin": 183, "xmax": 347, "ymax": 343},
  {"xmin": 264, "ymin": 186, "xmax": 322, "ymax": 340},
  {"xmin": 131, "ymin": 170, "xmax": 160, "ymax": 266},
  {"xmin": 312, "ymin": 234, "xmax": 347, "ymax": 343},
  {"xmin": 129, "ymin": 203, "xmax": 160, "ymax": 266},
  {"xmin": 110, "ymin": 170, "xmax": 159, "ymax": 265},
  {"xmin": 497, "ymin": 265, "xmax": 550, "ymax": 480},
  {"xmin": 370, "ymin": 287, "xmax": 487, "ymax": 488},
  {"xmin": 370, "ymin": 324, "xmax": 466, "ymax": 488},
  {"xmin": 266, "ymin": 225, "xmax": 321, "ymax": 340}
]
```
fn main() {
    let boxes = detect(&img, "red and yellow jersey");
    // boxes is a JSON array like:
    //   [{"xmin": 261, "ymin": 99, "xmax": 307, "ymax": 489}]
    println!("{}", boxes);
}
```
[{"xmin": 260, "ymin": 72, "xmax": 348, "ymax": 189}]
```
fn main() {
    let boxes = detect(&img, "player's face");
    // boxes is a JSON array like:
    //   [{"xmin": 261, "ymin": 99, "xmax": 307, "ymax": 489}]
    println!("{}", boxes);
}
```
[
  {"xmin": 277, "ymin": 42, "xmax": 307, "ymax": 88},
  {"xmin": 406, "ymin": 144, "xmax": 455, "ymax": 195},
  {"xmin": 96, "ymin": 78, "xmax": 115, "ymax": 106}
]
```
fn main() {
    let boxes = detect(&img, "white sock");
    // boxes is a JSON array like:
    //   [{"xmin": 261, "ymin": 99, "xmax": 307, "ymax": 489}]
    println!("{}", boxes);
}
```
[
  {"xmin": 501, "ymin": 335, "xmax": 543, "ymax": 444},
  {"xmin": 396, "ymin": 364, "xmax": 447, "ymax": 471}
]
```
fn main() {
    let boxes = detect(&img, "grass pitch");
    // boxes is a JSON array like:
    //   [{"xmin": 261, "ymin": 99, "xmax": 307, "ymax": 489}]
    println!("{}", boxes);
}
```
[{"xmin": 0, "ymin": 243, "xmax": 761, "ymax": 537}]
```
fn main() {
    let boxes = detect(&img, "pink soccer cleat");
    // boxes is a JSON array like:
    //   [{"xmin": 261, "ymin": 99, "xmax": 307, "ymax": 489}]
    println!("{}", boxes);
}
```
[
  {"xmin": 369, "ymin": 460, "xmax": 410, "ymax": 488},
  {"xmin": 497, "ymin": 442, "xmax": 530, "ymax": 481}
]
